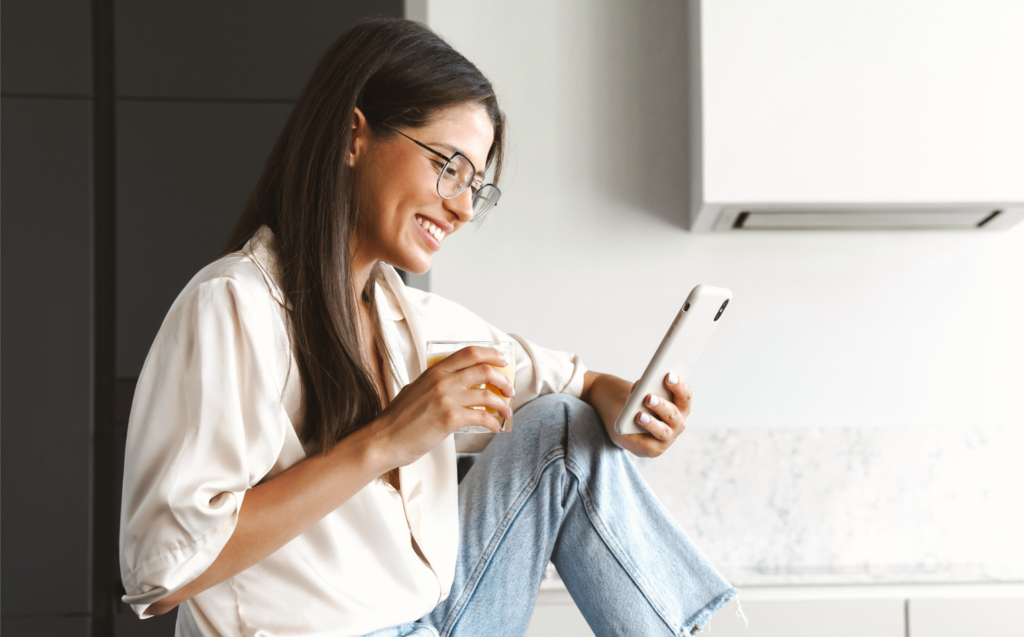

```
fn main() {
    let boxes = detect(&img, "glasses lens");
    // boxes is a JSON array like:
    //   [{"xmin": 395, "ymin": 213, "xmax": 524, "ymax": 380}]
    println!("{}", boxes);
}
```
[
  {"xmin": 471, "ymin": 184, "xmax": 501, "ymax": 221},
  {"xmin": 436, "ymin": 154, "xmax": 476, "ymax": 199}
]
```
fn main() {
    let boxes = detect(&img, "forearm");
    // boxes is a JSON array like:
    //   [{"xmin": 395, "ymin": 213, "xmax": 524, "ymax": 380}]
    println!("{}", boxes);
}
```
[
  {"xmin": 581, "ymin": 370, "xmax": 634, "ymax": 447},
  {"xmin": 148, "ymin": 423, "xmax": 390, "ymax": 615}
]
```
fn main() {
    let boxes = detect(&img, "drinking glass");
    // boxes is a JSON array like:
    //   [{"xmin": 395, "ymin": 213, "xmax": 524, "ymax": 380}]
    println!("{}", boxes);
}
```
[{"xmin": 425, "ymin": 341, "xmax": 516, "ymax": 433}]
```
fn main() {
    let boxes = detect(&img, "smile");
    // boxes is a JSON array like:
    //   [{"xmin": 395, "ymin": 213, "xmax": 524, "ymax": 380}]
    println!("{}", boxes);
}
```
[{"xmin": 416, "ymin": 215, "xmax": 446, "ymax": 243}]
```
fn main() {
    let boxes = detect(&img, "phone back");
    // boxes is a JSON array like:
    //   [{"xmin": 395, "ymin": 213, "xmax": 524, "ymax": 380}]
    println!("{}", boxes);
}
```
[{"xmin": 615, "ymin": 285, "xmax": 732, "ymax": 436}]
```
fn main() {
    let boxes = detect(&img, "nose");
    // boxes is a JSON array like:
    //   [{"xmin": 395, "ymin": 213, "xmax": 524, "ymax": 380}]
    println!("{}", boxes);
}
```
[{"xmin": 442, "ymin": 186, "xmax": 475, "ymax": 225}]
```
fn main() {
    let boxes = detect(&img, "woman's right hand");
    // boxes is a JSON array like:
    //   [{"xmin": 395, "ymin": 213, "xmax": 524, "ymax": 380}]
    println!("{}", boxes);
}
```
[{"xmin": 368, "ymin": 346, "xmax": 515, "ymax": 469}]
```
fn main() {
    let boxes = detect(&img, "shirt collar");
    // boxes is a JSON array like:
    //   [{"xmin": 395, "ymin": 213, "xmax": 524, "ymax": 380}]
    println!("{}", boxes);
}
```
[
  {"xmin": 243, "ymin": 225, "xmax": 412, "ymax": 324},
  {"xmin": 244, "ymin": 225, "xmax": 291, "ymax": 310}
]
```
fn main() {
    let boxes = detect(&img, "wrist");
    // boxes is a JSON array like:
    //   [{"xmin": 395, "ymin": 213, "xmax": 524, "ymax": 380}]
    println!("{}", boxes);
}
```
[{"xmin": 331, "ymin": 416, "xmax": 394, "ymax": 479}]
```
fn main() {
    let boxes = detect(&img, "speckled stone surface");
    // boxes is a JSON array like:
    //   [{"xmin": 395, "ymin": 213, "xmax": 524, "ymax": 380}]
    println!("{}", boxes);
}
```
[{"xmin": 632, "ymin": 425, "xmax": 1024, "ymax": 585}]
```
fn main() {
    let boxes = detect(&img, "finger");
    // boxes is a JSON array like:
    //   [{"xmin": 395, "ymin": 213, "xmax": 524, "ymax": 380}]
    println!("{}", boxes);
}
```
[
  {"xmin": 457, "ymin": 363, "xmax": 515, "ymax": 398},
  {"xmin": 620, "ymin": 433, "xmax": 667, "ymax": 459},
  {"xmin": 462, "ymin": 403, "xmax": 506, "ymax": 434},
  {"xmin": 448, "ymin": 405, "xmax": 504, "ymax": 434},
  {"xmin": 663, "ymin": 374, "xmax": 693, "ymax": 416},
  {"xmin": 462, "ymin": 387, "xmax": 514, "ymax": 421},
  {"xmin": 470, "ymin": 409, "xmax": 504, "ymax": 434},
  {"xmin": 437, "ymin": 345, "xmax": 509, "ymax": 374},
  {"xmin": 643, "ymin": 392, "xmax": 686, "ymax": 433},
  {"xmin": 634, "ymin": 410, "xmax": 672, "ymax": 442}
]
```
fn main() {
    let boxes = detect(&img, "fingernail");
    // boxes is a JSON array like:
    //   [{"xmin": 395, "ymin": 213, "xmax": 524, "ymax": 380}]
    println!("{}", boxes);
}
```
[
  {"xmin": 511, "ymin": 388, "xmax": 516, "ymax": 397},
  {"xmin": 639, "ymin": 413, "xmax": 651, "ymax": 424},
  {"xmin": 667, "ymin": 373, "xmax": 679, "ymax": 385},
  {"xmin": 648, "ymin": 394, "xmax": 660, "ymax": 407}
]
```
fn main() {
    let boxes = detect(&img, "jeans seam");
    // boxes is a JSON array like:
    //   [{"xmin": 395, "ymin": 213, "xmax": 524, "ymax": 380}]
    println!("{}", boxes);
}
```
[
  {"xmin": 564, "ymin": 454, "xmax": 682, "ymax": 634},
  {"xmin": 440, "ymin": 447, "xmax": 567, "ymax": 637}
]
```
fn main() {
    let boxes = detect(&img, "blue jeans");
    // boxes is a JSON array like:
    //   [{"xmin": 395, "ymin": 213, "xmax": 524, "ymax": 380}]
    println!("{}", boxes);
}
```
[{"xmin": 365, "ymin": 394, "xmax": 739, "ymax": 637}]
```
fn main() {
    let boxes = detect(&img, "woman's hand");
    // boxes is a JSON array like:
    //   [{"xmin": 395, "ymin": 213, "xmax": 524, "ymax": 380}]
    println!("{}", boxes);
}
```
[
  {"xmin": 368, "ymin": 345, "xmax": 515, "ymax": 469},
  {"xmin": 582, "ymin": 371, "xmax": 691, "ymax": 458},
  {"xmin": 622, "ymin": 373, "xmax": 691, "ymax": 457}
]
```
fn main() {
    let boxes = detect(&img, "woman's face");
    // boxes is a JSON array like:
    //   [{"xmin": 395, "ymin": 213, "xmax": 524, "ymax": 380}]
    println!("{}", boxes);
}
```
[{"xmin": 350, "ymin": 102, "xmax": 495, "ymax": 275}]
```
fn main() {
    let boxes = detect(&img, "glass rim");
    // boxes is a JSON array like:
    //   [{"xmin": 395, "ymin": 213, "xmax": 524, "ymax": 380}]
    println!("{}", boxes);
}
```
[{"xmin": 426, "ymin": 340, "xmax": 514, "ymax": 346}]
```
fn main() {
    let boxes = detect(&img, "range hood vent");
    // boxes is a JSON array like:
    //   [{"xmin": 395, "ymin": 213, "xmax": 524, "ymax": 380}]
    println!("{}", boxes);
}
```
[{"xmin": 714, "ymin": 207, "xmax": 1023, "ymax": 232}]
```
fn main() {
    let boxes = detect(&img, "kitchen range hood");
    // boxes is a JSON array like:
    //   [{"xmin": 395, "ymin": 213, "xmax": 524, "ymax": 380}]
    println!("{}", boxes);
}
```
[{"xmin": 685, "ymin": 0, "xmax": 1024, "ymax": 232}]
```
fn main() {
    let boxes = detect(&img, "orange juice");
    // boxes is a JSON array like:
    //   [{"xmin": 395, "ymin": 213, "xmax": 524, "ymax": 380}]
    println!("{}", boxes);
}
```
[{"xmin": 425, "ymin": 341, "xmax": 516, "ymax": 432}]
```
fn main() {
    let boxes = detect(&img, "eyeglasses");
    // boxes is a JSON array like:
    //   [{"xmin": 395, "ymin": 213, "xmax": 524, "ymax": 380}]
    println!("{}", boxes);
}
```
[{"xmin": 381, "ymin": 124, "xmax": 501, "ymax": 222}]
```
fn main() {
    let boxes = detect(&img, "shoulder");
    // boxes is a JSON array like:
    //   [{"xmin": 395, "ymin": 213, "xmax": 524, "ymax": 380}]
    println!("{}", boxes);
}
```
[
  {"xmin": 170, "ymin": 253, "xmax": 278, "ymax": 316},
  {"xmin": 156, "ymin": 250, "xmax": 288, "ymax": 350}
]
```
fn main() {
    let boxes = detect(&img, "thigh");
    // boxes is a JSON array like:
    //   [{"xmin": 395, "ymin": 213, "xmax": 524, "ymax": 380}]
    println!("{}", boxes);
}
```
[{"xmin": 425, "ymin": 394, "xmax": 583, "ymax": 636}]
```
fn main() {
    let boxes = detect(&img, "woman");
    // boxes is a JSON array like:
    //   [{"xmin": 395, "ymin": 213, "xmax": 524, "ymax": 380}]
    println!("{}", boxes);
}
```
[{"xmin": 119, "ymin": 17, "xmax": 738, "ymax": 637}]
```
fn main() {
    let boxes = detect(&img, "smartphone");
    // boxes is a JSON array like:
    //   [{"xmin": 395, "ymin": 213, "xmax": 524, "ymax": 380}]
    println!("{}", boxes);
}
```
[{"xmin": 615, "ymin": 285, "xmax": 732, "ymax": 436}]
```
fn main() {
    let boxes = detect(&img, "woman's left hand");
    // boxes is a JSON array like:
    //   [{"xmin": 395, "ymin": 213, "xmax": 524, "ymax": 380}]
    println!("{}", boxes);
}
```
[
  {"xmin": 621, "ymin": 373, "xmax": 691, "ymax": 458},
  {"xmin": 582, "ymin": 371, "xmax": 690, "ymax": 458}
]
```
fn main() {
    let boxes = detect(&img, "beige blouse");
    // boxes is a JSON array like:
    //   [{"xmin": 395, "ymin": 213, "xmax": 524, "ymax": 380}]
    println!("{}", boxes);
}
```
[{"xmin": 119, "ymin": 226, "xmax": 588, "ymax": 636}]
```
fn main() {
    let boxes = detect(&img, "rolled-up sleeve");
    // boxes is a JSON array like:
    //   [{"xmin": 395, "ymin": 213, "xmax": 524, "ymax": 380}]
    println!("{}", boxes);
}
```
[
  {"xmin": 504, "ymin": 332, "xmax": 588, "ymax": 409},
  {"xmin": 405, "ymin": 287, "xmax": 588, "ymax": 410},
  {"xmin": 119, "ymin": 276, "xmax": 288, "ymax": 618}
]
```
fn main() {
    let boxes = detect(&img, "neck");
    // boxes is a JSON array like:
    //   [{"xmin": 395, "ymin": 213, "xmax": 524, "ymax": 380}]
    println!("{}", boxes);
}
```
[{"xmin": 351, "ymin": 249, "xmax": 377, "ymax": 307}]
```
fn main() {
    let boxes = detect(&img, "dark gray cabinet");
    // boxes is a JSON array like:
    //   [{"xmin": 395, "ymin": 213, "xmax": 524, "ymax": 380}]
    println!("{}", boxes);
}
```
[
  {"xmin": 115, "ymin": 101, "xmax": 291, "ymax": 377},
  {"xmin": 1, "ymin": 0, "xmax": 93, "ymax": 96},
  {"xmin": 0, "ymin": 98, "xmax": 93, "ymax": 628},
  {"xmin": 115, "ymin": 0, "xmax": 402, "ymax": 100},
  {"xmin": 3, "ymin": 2, "xmax": 404, "ymax": 636}
]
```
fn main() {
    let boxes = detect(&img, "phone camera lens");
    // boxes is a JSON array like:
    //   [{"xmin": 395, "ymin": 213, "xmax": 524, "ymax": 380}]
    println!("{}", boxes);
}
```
[{"xmin": 714, "ymin": 299, "xmax": 729, "ymax": 321}]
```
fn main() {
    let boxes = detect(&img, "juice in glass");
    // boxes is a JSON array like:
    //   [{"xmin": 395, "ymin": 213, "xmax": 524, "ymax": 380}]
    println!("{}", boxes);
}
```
[{"xmin": 425, "ymin": 341, "xmax": 515, "ymax": 433}]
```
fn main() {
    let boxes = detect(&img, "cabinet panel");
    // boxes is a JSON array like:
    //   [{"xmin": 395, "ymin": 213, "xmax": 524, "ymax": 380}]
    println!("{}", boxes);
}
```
[
  {"xmin": 115, "ymin": 609, "xmax": 178, "ymax": 637},
  {"xmin": 1, "ymin": 616, "xmax": 90, "ymax": 637},
  {"xmin": 116, "ymin": 100, "xmax": 292, "ymax": 377},
  {"xmin": 0, "ymin": 98, "xmax": 93, "ymax": 613},
  {"xmin": 525, "ymin": 596, "xmax": 906, "ymax": 637},
  {"xmin": 0, "ymin": 0, "xmax": 92, "ymax": 95},
  {"xmin": 666, "ymin": 599, "xmax": 903, "ymax": 637},
  {"xmin": 526, "ymin": 603, "xmax": 593, "ymax": 637},
  {"xmin": 908, "ymin": 598, "xmax": 1024, "ymax": 637},
  {"xmin": 115, "ymin": 0, "xmax": 402, "ymax": 100}
]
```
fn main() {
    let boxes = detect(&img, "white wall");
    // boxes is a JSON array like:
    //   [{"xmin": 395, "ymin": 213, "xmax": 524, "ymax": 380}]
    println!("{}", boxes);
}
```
[{"xmin": 427, "ymin": 0, "xmax": 1024, "ymax": 430}]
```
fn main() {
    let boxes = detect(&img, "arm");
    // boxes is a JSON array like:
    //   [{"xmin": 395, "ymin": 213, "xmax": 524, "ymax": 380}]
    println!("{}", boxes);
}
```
[
  {"xmin": 580, "ymin": 370, "xmax": 691, "ymax": 458},
  {"xmin": 580, "ymin": 370, "xmax": 632, "ymax": 447},
  {"xmin": 148, "ymin": 424, "xmax": 389, "ymax": 615},
  {"xmin": 145, "ymin": 345, "xmax": 513, "ymax": 616}
]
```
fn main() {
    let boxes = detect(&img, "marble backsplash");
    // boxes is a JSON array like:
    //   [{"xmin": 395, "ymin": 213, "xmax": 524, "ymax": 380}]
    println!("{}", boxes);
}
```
[{"xmin": 633, "ymin": 424, "xmax": 1024, "ymax": 586}]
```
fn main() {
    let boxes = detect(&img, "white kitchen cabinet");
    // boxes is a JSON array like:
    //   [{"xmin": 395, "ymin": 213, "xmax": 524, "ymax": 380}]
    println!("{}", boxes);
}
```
[
  {"xmin": 525, "ymin": 594, "xmax": 906, "ymax": 637},
  {"xmin": 526, "ymin": 588, "xmax": 1024, "ymax": 636},
  {"xmin": 691, "ymin": 0, "xmax": 1024, "ymax": 230},
  {"xmin": 695, "ymin": 599, "xmax": 905, "ymax": 637},
  {"xmin": 908, "ymin": 598, "xmax": 1024, "ymax": 637}
]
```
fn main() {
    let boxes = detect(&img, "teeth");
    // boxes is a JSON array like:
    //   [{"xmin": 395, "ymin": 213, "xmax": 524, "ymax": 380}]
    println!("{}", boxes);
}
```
[{"xmin": 418, "ymin": 216, "xmax": 445, "ymax": 242}]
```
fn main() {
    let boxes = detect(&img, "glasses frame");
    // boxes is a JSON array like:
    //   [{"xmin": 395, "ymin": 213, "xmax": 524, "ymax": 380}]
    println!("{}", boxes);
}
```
[{"xmin": 381, "ymin": 123, "xmax": 501, "ymax": 222}]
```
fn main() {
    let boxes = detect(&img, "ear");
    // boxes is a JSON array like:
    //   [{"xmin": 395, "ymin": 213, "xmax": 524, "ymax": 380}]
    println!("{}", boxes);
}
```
[{"xmin": 348, "ymin": 106, "xmax": 370, "ymax": 168}]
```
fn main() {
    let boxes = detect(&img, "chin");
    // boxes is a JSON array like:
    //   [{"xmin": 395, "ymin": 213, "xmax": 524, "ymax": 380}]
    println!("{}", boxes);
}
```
[{"xmin": 390, "ymin": 251, "xmax": 431, "ymax": 276}]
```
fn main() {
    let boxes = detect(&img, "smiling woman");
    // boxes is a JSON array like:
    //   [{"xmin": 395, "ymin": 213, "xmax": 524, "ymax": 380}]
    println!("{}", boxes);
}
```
[{"xmin": 118, "ymin": 16, "xmax": 738, "ymax": 637}]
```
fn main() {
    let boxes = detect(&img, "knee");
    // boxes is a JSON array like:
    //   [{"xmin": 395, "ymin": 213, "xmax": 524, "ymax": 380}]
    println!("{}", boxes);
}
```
[
  {"xmin": 519, "ymin": 393, "xmax": 608, "ymax": 448},
  {"xmin": 518, "ymin": 393, "xmax": 596, "ymax": 428}
]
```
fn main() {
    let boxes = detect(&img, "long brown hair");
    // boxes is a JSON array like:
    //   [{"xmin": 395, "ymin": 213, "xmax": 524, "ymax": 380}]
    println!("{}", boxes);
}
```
[{"xmin": 222, "ymin": 18, "xmax": 506, "ymax": 454}]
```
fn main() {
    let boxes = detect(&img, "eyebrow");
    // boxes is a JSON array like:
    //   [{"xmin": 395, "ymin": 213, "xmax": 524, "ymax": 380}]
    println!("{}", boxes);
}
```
[{"xmin": 431, "ymin": 141, "xmax": 486, "ymax": 179}]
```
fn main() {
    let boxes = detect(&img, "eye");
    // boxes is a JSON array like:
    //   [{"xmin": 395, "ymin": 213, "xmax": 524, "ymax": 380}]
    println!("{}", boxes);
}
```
[{"xmin": 441, "ymin": 163, "xmax": 459, "ymax": 180}]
